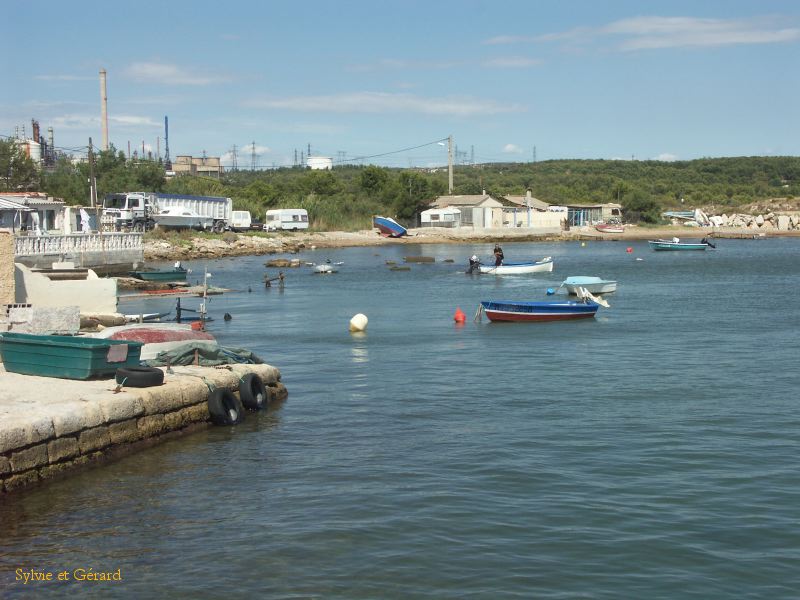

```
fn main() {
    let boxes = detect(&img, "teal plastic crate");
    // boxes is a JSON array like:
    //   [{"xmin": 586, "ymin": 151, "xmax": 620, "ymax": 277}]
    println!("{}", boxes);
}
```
[{"xmin": 0, "ymin": 332, "xmax": 143, "ymax": 380}]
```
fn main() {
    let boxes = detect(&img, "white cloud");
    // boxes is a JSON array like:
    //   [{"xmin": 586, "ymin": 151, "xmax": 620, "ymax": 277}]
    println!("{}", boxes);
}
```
[
  {"xmin": 125, "ymin": 62, "xmax": 229, "ymax": 85},
  {"xmin": 484, "ymin": 15, "xmax": 800, "ymax": 51},
  {"xmin": 49, "ymin": 113, "xmax": 159, "ymax": 130},
  {"xmin": 481, "ymin": 57, "xmax": 543, "ymax": 68},
  {"xmin": 503, "ymin": 143, "xmax": 523, "ymax": 154},
  {"xmin": 654, "ymin": 153, "xmax": 678, "ymax": 161},
  {"xmin": 347, "ymin": 58, "xmax": 463, "ymax": 72},
  {"xmin": 244, "ymin": 92, "xmax": 523, "ymax": 117}
]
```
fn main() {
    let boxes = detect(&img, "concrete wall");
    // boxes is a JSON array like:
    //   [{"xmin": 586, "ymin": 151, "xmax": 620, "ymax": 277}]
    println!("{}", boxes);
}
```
[
  {"xmin": 0, "ymin": 232, "xmax": 14, "ymax": 305},
  {"xmin": 14, "ymin": 263, "xmax": 118, "ymax": 314},
  {"xmin": 0, "ymin": 364, "xmax": 287, "ymax": 493}
]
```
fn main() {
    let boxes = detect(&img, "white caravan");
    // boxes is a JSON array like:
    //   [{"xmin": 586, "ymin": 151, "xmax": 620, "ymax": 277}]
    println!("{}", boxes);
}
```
[{"xmin": 264, "ymin": 209, "xmax": 309, "ymax": 231}]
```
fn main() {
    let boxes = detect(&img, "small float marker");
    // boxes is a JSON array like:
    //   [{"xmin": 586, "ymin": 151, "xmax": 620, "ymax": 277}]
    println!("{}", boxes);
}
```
[
  {"xmin": 453, "ymin": 307, "xmax": 466, "ymax": 323},
  {"xmin": 349, "ymin": 313, "xmax": 368, "ymax": 332},
  {"xmin": 626, "ymin": 247, "xmax": 633, "ymax": 253}
]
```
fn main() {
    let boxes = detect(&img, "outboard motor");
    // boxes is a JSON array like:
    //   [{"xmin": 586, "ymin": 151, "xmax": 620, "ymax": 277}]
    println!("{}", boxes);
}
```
[{"xmin": 466, "ymin": 255, "xmax": 481, "ymax": 274}]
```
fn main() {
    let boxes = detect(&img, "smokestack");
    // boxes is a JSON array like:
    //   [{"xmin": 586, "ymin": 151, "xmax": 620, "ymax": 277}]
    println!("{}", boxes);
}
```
[
  {"xmin": 99, "ymin": 69, "xmax": 109, "ymax": 150},
  {"xmin": 164, "ymin": 116, "xmax": 171, "ymax": 169}
]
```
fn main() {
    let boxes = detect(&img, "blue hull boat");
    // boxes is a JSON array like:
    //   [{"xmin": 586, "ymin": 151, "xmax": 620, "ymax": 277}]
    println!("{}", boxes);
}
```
[
  {"xmin": 480, "ymin": 299, "xmax": 599, "ymax": 322},
  {"xmin": 373, "ymin": 216, "xmax": 407, "ymax": 238}
]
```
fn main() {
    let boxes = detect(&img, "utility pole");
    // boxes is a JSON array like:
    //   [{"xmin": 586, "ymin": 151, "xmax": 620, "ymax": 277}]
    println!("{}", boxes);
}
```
[
  {"xmin": 448, "ymin": 135, "xmax": 454, "ymax": 194},
  {"xmin": 251, "ymin": 141, "xmax": 257, "ymax": 170},
  {"xmin": 88, "ymin": 137, "xmax": 97, "ymax": 208},
  {"xmin": 231, "ymin": 145, "xmax": 238, "ymax": 171},
  {"xmin": 533, "ymin": 146, "xmax": 537, "ymax": 163}
]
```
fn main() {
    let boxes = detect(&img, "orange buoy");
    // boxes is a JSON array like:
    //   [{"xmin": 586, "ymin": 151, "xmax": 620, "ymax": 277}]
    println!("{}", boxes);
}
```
[
  {"xmin": 626, "ymin": 247, "xmax": 633, "ymax": 253},
  {"xmin": 453, "ymin": 307, "xmax": 466, "ymax": 323}
]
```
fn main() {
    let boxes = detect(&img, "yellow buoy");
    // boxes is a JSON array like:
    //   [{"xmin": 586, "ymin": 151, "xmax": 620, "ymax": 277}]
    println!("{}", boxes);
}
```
[
  {"xmin": 349, "ymin": 313, "xmax": 368, "ymax": 332},
  {"xmin": 581, "ymin": 242, "xmax": 586, "ymax": 247}
]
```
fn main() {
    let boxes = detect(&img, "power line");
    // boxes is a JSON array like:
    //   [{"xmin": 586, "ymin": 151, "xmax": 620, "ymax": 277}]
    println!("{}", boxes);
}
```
[{"xmin": 336, "ymin": 137, "xmax": 449, "ymax": 165}]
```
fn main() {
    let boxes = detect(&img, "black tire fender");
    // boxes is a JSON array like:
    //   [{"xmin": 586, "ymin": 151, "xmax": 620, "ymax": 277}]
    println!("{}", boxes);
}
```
[
  {"xmin": 207, "ymin": 388, "xmax": 245, "ymax": 425},
  {"xmin": 116, "ymin": 366, "xmax": 164, "ymax": 387},
  {"xmin": 239, "ymin": 373, "xmax": 268, "ymax": 410}
]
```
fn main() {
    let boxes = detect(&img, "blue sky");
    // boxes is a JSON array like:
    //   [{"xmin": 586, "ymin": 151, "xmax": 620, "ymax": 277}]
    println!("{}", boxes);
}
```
[{"xmin": 3, "ymin": 0, "xmax": 799, "ymax": 168}]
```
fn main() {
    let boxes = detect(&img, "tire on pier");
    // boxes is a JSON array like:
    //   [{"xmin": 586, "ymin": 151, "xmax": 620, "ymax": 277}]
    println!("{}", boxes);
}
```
[
  {"xmin": 115, "ymin": 366, "xmax": 164, "ymax": 387},
  {"xmin": 207, "ymin": 388, "xmax": 245, "ymax": 425},
  {"xmin": 239, "ymin": 373, "xmax": 269, "ymax": 410}
]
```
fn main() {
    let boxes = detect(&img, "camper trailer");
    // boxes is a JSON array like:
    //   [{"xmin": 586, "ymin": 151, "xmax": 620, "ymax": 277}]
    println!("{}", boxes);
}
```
[{"xmin": 264, "ymin": 209, "xmax": 309, "ymax": 231}]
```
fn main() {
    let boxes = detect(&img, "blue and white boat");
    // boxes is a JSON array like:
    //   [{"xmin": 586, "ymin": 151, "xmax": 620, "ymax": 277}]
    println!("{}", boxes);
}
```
[
  {"xmin": 479, "ymin": 299, "xmax": 599, "ymax": 322},
  {"xmin": 478, "ymin": 256, "xmax": 554, "ymax": 275},
  {"xmin": 373, "ymin": 216, "xmax": 407, "ymax": 238},
  {"xmin": 648, "ymin": 238, "xmax": 713, "ymax": 251}
]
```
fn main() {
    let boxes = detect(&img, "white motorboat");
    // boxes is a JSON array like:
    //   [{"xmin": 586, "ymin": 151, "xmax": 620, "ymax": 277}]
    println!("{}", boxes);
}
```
[
  {"xmin": 561, "ymin": 276, "xmax": 617, "ymax": 294},
  {"xmin": 478, "ymin": 256, "xmax": 554, "ymax": 275}
]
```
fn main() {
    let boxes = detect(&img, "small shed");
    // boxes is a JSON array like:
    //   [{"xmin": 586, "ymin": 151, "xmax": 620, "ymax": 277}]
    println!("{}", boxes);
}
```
[{"xmin": 420, "ymin": 207, "xmax": 461, "ymax": 228}]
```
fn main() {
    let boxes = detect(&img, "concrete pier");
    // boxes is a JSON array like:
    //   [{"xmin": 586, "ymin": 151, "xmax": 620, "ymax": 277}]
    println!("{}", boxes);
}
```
[{"xmin": 0, "ymin": 363, "xmax": 287, "ymax": 493}]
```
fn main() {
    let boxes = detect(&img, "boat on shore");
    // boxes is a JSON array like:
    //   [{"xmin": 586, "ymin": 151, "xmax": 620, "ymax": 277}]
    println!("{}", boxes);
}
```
[
  {"xmin": 596, "ymin": 223, "xmax": 624, "ymax": 234},
  {"xmin": 561, "ymin": 276, "xmax": 617, "ymax": 295},
  {"xmin": 479, "ymin": 298, "xmax": 599, "ymax": 322},
  {"xmin": 152, "ymin": 207, "xmax": 214, "ymax": 230},
  {"xmin": 88, "ymin": 323, "xmax": 215, "ymax": 360},
  {"xmin": 479, "ymin": 256, "xmax": 554, "ymax": 275},
  {"xmin": 648, "ymin": 238, "xmax": 714, "ymax": 251},
  {"xmin": 373, "ymin": 216, "xmax": 408, "ymax": 238}
]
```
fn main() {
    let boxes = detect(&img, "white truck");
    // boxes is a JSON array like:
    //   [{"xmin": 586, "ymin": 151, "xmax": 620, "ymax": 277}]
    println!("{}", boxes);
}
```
[
  {"xmin": 264, "ymin": 208, "xmax": 309, "ymax": 231},
  {"xmin": 102, "ymin": 192, "xmax": 233, "ymax": 233}
]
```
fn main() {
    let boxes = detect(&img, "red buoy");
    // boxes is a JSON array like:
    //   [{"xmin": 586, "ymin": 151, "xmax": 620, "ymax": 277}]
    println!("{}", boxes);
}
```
[
  {"xmin": 626, "ymin": 247, "xmax": 633, "ymax": 253},
  {"xmin": 454, "ymin": 307, "xmax": 466, "ymax": 323}
]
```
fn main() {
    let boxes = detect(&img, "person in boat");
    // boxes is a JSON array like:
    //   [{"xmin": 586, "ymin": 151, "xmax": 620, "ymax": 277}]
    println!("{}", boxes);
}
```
[
  {"xmin": 493, "ymin": 244, "xmax": 504, "ymax": 266},
  {"xmin": 701, "ymin": 236, "xmax": 716, "ymax": 248}
]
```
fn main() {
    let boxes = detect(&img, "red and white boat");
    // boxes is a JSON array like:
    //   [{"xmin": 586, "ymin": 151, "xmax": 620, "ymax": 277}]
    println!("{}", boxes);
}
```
[
  {"xmin": 595, "ymin": 222, "xmax": 624, "ymax": 234},
  {"xmin": 89, "ymin": 323, "xmax": 215, "ymax": 360}
]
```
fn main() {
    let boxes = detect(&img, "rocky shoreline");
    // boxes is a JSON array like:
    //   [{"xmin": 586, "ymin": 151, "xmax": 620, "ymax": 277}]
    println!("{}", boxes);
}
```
[{"xmin": 143, "ymin": 226, "xmax": 800, "ymax": 262}]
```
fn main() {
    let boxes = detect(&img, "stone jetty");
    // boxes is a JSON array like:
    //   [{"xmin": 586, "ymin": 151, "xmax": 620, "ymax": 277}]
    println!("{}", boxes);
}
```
[{"xmin": 0, "ymin": 363, "xmax": 287, "ymax": 494}]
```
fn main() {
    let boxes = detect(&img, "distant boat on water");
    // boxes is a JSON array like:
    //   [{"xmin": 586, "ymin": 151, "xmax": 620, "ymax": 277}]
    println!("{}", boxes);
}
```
[
  {"xmin": 648, "ymin": 238, "xmax": 715, "ymax": 251},
  {"xmin": 373, "ymin": 216, "xmax": 407, "ymax": 238}
]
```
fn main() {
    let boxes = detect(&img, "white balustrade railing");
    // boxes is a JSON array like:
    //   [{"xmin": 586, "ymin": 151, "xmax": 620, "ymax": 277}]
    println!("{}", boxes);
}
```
[{"xmin": 14, "ymin": 233, "xmax": 143, "ymax": 257}]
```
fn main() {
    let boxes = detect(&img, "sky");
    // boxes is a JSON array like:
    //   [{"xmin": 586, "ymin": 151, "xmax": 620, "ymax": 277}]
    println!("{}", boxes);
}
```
[{"xmin": 2, "ymin": 0, "xmax": 799, "ymax": 168}]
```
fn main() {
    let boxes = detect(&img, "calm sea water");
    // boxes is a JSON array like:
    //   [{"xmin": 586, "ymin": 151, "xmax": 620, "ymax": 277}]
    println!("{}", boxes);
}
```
[{"xmin": 2, "ymin": 238, "xmax": 800, "ymax": 598}]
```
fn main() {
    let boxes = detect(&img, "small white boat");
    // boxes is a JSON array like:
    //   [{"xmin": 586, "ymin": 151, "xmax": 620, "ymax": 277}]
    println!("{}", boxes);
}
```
[
  {"xmin": 314, "ymin": 264, "xmax": 338, "ymax": 274},
  {"xmin": 561, "ymin": 276, "xmax": 617, "ymax": 295},
  {"xmin": 479, "ymin": 256, "xmax": 554, "ymax": 275},
  {"xmin": 152, "ymin": 207, "xmax": 214, "ymax": 230}
]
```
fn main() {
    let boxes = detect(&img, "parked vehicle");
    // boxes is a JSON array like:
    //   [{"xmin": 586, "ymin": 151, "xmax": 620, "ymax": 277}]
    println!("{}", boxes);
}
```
[
  {"xmin": 102, "ymin": 192, "xmax": 233, "ymax": 233},
  {"xmin": 230, "ymin": 211, "xmax": 252, "ymax": 231},
  {"xmin": 264, "ymin": 208, "xmax": 309, "ymax": 231}
]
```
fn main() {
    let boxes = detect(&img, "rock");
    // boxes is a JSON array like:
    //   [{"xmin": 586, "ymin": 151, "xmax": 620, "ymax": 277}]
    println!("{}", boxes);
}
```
[{"xmin": 755, "ymin": 214, "xmax": 765, "ymax": 225}]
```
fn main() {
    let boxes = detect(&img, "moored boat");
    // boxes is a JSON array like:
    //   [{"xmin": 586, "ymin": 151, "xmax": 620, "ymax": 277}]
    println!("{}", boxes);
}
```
[
  {"xmin": 479, "ymin": 299, "xmax": 599, "ymax": 322},
  {"xmin": 373, "ymin": 216, "xmax": 408, "ymax": 238},
  {"xmin": 561, "ymin": 276, "xmax": 617, "ymax": 295},
  {"xmin": 129, "ymin": 266, "xmax": 188, "ymax": 281},
  {"xmin": 478, "ymin": 256, "xmax": 554, "ymax": 275},
  {"xmin": 648, "ymin": 238, "xmax": 713, "ymax": 251}
]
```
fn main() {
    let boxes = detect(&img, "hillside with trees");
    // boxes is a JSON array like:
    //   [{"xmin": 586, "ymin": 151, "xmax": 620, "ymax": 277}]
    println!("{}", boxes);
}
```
[{"xmin": 3, "ymin": 137, "xmax": 797, "ymax": 230}]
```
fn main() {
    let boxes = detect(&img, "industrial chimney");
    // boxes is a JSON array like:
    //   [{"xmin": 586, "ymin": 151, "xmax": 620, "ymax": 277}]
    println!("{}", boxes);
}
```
[{"xmin": 99, "ymin": 69, "xmax": 109, "ymax": 150}]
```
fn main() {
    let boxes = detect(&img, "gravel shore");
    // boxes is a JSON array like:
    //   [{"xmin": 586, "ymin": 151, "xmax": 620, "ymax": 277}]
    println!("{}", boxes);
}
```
[{"xmin": 143, "ymin": 225, "xmax": 796, "ymax": 262}]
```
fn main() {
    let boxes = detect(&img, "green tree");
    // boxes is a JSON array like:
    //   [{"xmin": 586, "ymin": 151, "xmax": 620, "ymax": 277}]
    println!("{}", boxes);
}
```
[
  {"xmin": 622, "ymin": 188, "xmax": 661, "ymax": 223},
  {"xmin": 359, "ymin": 165, "xmax": 389, "ymax": 194},
  {"xmin": 394, "ymin": 172, "xmax": 432, "ymax": 221},
  {"xmin": 0, "ymin": 139, "xmax": 39, "ymax": 191}
]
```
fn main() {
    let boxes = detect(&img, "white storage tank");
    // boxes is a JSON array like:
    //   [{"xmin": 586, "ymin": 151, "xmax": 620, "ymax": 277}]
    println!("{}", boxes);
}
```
[{"xmin": 306, "ymin": 156, "xmax": 333, "ymax": 170}]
